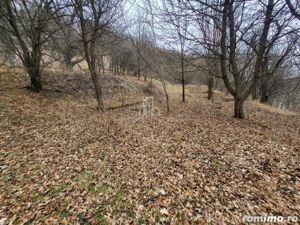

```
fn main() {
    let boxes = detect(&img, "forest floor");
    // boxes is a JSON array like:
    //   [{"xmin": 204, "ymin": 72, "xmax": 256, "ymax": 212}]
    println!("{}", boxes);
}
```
[{"xmin": 0, "ymin": 68, "xmax": 299, "ymax": 224}]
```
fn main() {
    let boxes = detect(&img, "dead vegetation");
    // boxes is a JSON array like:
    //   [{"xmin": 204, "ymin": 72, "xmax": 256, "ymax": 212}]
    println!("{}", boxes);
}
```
[{"xmin": 0, "ymin": 70, "xmax": 299, "ymax": 224}]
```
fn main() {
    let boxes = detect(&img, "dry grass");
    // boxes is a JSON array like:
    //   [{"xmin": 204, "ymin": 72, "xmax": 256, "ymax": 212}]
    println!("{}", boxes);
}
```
[{"xmin": 250, "ymin": 100, "xmax": 299, "ymax": 116}]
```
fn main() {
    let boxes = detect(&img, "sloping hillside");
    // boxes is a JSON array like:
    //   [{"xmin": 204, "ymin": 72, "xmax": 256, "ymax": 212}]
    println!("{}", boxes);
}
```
[{"xmin": 0, "ymin": 70, "xmax": 299, "ymax": 224}]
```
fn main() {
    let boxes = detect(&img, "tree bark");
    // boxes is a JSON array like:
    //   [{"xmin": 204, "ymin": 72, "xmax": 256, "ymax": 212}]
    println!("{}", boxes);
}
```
[
  {"xmin": 64, "ymin": 54, "xmax": 73, "ymax": 71},
  {"xmin": 27, "ymin": 66, "xmax": 42, "ymax": 92},
  {"xmin": 181, "ymin": 56, "xmax": 185, "ymax": 102},
  {"xmin": 137, "ymin": 50, "xmax": 141, "ymax": 80},
  {"xmin": 89, "ymin": 40, "xmax": 104, "ymax": 111},
  {"xmin": 260, "ymin": 80, "xmax": 269, "ymax": 103},
  {"xmin": 207, "ymin": 75, "xmax": 214, "ymax": 101},
  {"xmin": 251, "ymin": 88, "xmax": 258, "ymax": 100},
  {"xmin": 24, "ymin": 52, "xmax": 42, "ymax": 92},
  {"xmin": 91, "ymin": 70, "xmax": 104, "ymax": 111},
  {"xmin": 164, "ymin": 86, "xmax": 170, "ymax": 113},
  {"xmin": 77, "ymin": 0, "xmax": 104, "ymax": 112},
  {"xmin": 234, "ymin": 97, "xmax": 244, "ymax": 119}
]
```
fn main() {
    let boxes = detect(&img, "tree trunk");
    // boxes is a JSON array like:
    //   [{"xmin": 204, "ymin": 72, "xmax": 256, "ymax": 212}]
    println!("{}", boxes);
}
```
[
  {"xmin": 64, "ymin": 55, "xmax": 73, "ymax": 71},
  {"xmin": 260, "ymin": 90, "xmax": 269, "ymax": 103},
  {"xmin": 137, "ymin": 53, "xmax": 141, "ymax": 80},
  {"xmin": 25, "ymin": 56, "xmax": 42, "ymax": 92},
  {"xmin": 181, "ymin": 75, "xmax": 185, "ymax": 103},
  {"xmin": 207, "ymin": 75, "xmax": 214, "ymax": 101},
  {"xmin": 101, "ymin": 56, "xmax": 105, "ymax": 75},
  {"xmin": 251, "ymin": 87, "xmax": 258, "ymax": 100},
  {"xmin": 28, "ymin": 68, "xmax": 42, "ymax": 92},
  {"xmin": 181, "ymin": 54, "xmax": 185, "ymax": 102},
  {"xmin": 164, "ymin": 86, "xmax": 170, "ymax": 113},
  {"xmin": 77, "ymin": 0, "xmax": 104, "ymax": 111},
  {"xmin": 260, "ymin": 77, "xmax": 269, "ymax": 103},
  {"xmin": 234, "ymin": 97, "xmax": 244, "ymax": 119},
  {"xmin": 160, "ymin": 78, "xmax": 169, "ymax": 113},
  {"xmin": 182, "ymin": 78, "xmax": 185, "ymax": 102},
  {"xmin": 89, "ymin": 48, "xmax": 104, "ymax": 111},
  {"xmin": 91, "ymin": 72, "xmax": 104, "ymax": 111}
]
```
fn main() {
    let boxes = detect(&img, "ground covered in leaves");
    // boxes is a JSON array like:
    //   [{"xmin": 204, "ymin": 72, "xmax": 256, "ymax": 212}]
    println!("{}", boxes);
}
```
[{"xmin": 1, "ymin": 69, "xmax": 299, "ymax": 224}]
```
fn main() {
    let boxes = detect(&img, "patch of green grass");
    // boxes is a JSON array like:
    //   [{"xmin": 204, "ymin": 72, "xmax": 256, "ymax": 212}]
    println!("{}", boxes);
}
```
[
  {"xmin": 94, "ymin": 211, "xmax": 109, "ymax": 224},
  {"xmin": 93, "ymin": 202, "xmax": 111, "ymax": 224},
  {"xmin": 111, "ymin": 191, "xmax": 125, "ymax": 216},
  {"xmin": 77, "ymin": 172, "xmax": 110, "ymax": 196},
  {"xmin": 24, "ymin": 218, "xmax": 34, "ymax": 225},
  {"xmin": 211, "ymin": 158, "xmax": 230, "ymax": 171},
  {"xmin": 91, "ymin": 183, "xmax": 109, "ymax": 195},
  {"xmin": 31, "ymin": 193, "xmax": 44, "ymax": 203},
  {"xmin": 60, "ymin": 209, "xmax": 70, "ymax": 219},
  {"xmin": 12, "ymin": 212, "xmax": 21, "ymax": 225},
  {"xmin": 137, "ymin": 218, "xmax": 146, "ymax": 225},
  {"xmin": 31, "ymin": 184, "xmax": 67, "ymax": 203},
  {"xmin": 154, "ymin": 210, "xmax": 161, "ymax": 223},
  {"xmin": 79, "ymin": 172, "xmax": 93, "ymax": 187},
  {"xmin": 98, "ymin": 201, "xmax": 110, "ymax": 210},
  {"xmin": 0, "ymin": 174, "xmax": 11, "ymax": 182},
  {"xmin": 113, "ymin": 189, "xmax": 125, "ymax": 204},
  {"xmin": 175, "ymin": 211, "xmax": 184, "ymax": 224},
  {"xmin": 49, "ymin": 184, "xmax": 67, "ymax": 197}
]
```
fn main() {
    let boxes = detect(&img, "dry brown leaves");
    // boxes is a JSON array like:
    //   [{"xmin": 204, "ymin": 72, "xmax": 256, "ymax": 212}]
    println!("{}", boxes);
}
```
[{"xmin": 0, "ymin": 70, "xmax": 299, "ymax": 224}]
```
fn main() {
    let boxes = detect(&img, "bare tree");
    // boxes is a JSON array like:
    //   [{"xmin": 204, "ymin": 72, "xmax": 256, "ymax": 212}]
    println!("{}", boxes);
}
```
[
  {"xmin": 199, "ymin": 13, "xmax": 222, "ymax": 101},
  {"xmin": 219, "ymin": 0, "xmax": 275, "ymax": 118},
  {"xmin": 0, "ymin": 0, "xmax": 58, "ymax": 91},
  {"xmin": 124, "ymin": 0, "xmax": 170, "ymax": 113},
  {"xmin": 73, "ymin": 0, "xmax": 122, "ymax": 111},
  {"xmin": 162, "ymin": 0, "xmax": 191, "ymax": 102},
  {"xmin": 49, "ymin": 10, "xmax": 84, "ymax": 71}
]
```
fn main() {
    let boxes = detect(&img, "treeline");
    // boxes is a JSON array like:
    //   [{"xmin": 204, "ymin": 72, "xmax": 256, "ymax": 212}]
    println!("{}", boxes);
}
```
[{"xmin": 0, "ymin": 0, "xmax": 299, "ymax": 117}]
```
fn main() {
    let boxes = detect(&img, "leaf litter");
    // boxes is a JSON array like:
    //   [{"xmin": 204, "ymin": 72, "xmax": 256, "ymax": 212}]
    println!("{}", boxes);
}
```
[{"xmin": 0, "ymin": 71, "xmax": 299, "ymax": 224}]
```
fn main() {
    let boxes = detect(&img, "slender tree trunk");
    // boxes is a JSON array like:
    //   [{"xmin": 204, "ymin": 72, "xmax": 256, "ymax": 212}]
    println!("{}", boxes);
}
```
[
  {"xmin": 101, "ymin": 56, "xmax": 105, "ymax": 75},
  {"xmin": 234, "ymin": 97, "xmax": 244, "ymax": 119},
  {"xmin": 77, "ymin": 0, "xmax": 104, "ymax": 112},
  {"xmin": 160, "ymin": 77, "xmax": 170, "ymax": 113},
  {"xmin": 181, "ymin": 57, "xmax": 185, "ymax": 102},
  {"xmin": 163, "ymin": 85, "xmax": 170, "ymax": 113},
  {"xmin": 166, "ymin": 91, "xmax": 169, "ymax": 113},
  {"xmin": 207, "ymin": 75, "xmax": 214, "ymax": 101},
  {"xmin": 91, "ymin": 70, "xmax": 104, "ymax": 111},
  {"xmin": 137, "ymin": 51, "xmax": 141, "ymax": 80},
  {"xmin": 64, "ymin": 54, "xmax": 73, "ymax": 71},
  {"xmin": 89, "ymin": 42, "xmax": 104, "ymax": 111},
  {"xmin": 87, "ymin": 52, "xmax": 104, "ymax": 111}
]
